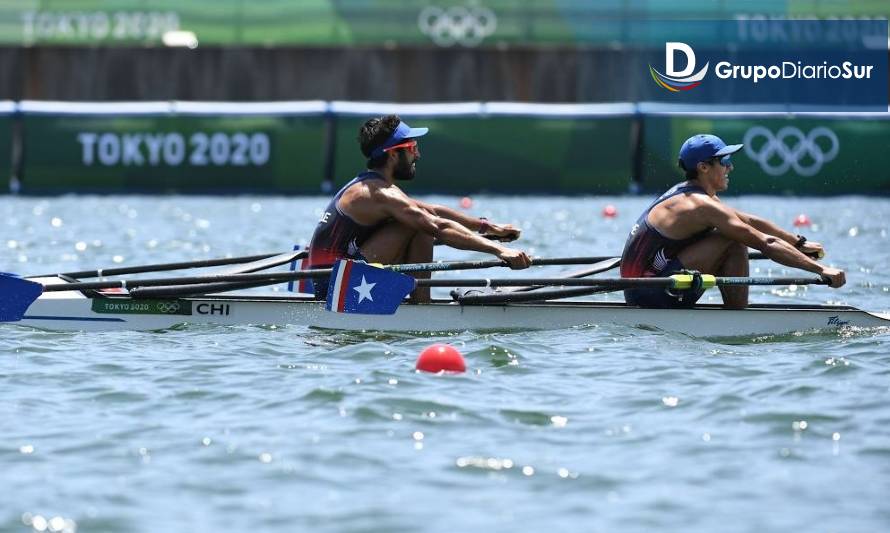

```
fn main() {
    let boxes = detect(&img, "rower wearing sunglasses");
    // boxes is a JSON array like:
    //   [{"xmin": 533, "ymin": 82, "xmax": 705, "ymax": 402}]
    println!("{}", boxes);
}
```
[
  {"xmin": 620, "ymin": 134, "xmax": 845, "ymax": 309},
  {"xmin": 305, "ymin": 114, "xmax": 531, "ymax": 302}
]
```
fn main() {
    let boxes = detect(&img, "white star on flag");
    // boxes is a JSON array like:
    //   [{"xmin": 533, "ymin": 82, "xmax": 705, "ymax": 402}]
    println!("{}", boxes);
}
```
[{"xmin": 353, "ymin": 276, "xmax": 376, "ymax": 303}]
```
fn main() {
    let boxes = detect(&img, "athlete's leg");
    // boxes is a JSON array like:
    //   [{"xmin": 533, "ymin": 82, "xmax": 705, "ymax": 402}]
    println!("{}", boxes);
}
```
[
  {"xmin": 715, "ymin": 239, "xmax": 749, "ymax": 309},
  {"xmin": 676, "ymin": 233, "xmax": 749, "ymax": 309},
  {"xmin": 403, "ymin": 231, "xmax": 434, "ymax": 303},
  {"xmin": 360, "ymin": 221, "xmax": 417, "ymax": 264},
  {"xmin": 360, "ymin": 221, "xmax": 435, "ymax": 303}
]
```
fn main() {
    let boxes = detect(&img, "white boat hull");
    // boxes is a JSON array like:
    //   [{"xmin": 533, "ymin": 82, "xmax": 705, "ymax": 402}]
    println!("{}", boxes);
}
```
[{"xmin": 13, "ymin": 291, "xmax": 890, "ymax": 338}]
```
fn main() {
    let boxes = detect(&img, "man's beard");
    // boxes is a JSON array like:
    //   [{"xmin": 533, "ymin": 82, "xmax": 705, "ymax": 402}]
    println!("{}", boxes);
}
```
[{"xmin": 393, "ymin": 152, "xmax": 416, "ymax": 181}]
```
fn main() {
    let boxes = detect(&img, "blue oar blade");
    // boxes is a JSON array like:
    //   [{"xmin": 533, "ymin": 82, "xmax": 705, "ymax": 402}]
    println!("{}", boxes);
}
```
[
  {"xmin": 325, "ymin": 260, "xmax": 416, "ymax": 315},
  {"xmin": 0, "ymin": 273, "xmax": 44, "ymax": 322}
]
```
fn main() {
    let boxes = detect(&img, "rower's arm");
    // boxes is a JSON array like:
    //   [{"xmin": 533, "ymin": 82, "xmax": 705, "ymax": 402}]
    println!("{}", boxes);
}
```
[
  {"xmin": 418, "ymin": 200, "xmax": 521, "ymax": 241},
  {"xmin": 418, "ymin": 200, "xmax": 478, "ymax": 227},
  {"xmin": 735, "ymin": 208, "xmax": 826, "ymax": 258},
  {"xmin": 734, "ymin": 210, "xmax": 798, "ymax": 244},
  {"xmin": 702, "ymin": 202, "xmax": 827, "ymax": 275},
  {"xmin": 375, "ymin": 189, "xmax": 529, "ymax": 266}
]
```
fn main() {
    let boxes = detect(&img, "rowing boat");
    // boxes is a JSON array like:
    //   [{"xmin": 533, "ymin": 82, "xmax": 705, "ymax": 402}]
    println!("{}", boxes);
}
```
[
  {"xmin": 15, "ymin": 277, "xmax": 890, "ymax": 337},
  {"xmin": 4, "ymin": 253, "xmax": 888, "ymax": 338}
]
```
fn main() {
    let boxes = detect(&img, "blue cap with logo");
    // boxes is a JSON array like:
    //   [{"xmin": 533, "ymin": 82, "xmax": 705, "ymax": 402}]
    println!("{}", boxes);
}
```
[
  {"xmin": 678, "ymin": 134, "xmax": 743, "ymax": 170},
  {"xmin": 370, "ymin": 121, "xmax": 429, "ymax": 158}
]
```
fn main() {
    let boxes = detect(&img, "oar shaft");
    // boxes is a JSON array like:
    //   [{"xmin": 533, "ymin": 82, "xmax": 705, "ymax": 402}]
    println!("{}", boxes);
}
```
[
  {"xmin": 390, "ymin": 252, "xmax": 812, "ymax": 273},
  {"xmin": 713, "ymin": 276, "xmax": 828, "ymax": 286},
  {"xmin": 389, "ymin": 256, "xmax": 616, "ymax": 273},
  {"xmin": 417, "ymin": 276, "xmax": 827, "ymax": 288},
  {"xmin": 34, "ymin": 251, "xmax": 812, "ymax": 281},
  {"xmin": 40, "ymin": 268, "xmax": 335, "ymax": 292},
  {"xmin": 37, "ymin": 252, "xmax": 285, "ymax": 279},
  {"xmin": 419, "ymin": 278, "xmax": 675, "ymax": 288}
]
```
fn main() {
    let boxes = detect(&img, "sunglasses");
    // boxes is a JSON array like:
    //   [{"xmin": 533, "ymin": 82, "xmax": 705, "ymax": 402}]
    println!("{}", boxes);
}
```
[
  {"xmin": 712, "ymin": 155, "xmax": 733, "ymax": 167},
  {"xmin": 383, "ymin": 139, "xmax": 419, "ymax": 155}
]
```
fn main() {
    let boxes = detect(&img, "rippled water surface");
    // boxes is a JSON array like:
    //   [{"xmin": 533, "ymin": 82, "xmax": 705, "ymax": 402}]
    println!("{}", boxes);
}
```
[{"xmin": 2, "ymin": 195, "xmax": 889, "ymax": 533}]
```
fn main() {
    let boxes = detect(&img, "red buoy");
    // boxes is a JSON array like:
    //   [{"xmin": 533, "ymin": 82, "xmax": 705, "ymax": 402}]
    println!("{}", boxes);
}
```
[
  {"xmin": 602, "ymin": 204, "xmax": 618, "ymax": 218},
  {"xmin": 793, "ymin": 214, "xmax": 812, "ymax": 227},
  {"xmin": 416, "ymin": 344, "xmax": 466, "ymax": 373},
  {"xmin": 460, "ymin": 197, "xmax": 473, "ymax": 209}
]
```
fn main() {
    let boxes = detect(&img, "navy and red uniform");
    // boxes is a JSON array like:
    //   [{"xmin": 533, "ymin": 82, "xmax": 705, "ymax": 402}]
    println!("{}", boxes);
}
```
[
  {"xmin": 304, "ymin": 171, "xmax": 387, "ymax": 298},
  {"xmin": 620, "ymin": 182, "xmax": 713, "ymax": 308}
]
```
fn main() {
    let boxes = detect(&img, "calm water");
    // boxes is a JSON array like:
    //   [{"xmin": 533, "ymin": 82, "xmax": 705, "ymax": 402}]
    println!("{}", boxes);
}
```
[{"xmin": 2, "ymin": 194, "xmax": 889, "ymax": 533}]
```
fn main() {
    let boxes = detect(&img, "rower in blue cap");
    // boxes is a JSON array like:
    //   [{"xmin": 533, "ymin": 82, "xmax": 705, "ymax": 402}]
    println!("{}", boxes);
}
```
[
  {"xmin": 306, "ymin": 115, "xmax": 531, "ymax": 302},
  {"xmin": 620, "ymin": 133, "xmax": 845, "ymax": 309}
]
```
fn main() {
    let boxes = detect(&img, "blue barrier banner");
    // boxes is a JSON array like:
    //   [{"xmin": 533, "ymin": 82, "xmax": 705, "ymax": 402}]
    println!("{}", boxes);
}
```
[{"xmin": 642, "ymin": 20, "xmax": 888, "ymax": 111}]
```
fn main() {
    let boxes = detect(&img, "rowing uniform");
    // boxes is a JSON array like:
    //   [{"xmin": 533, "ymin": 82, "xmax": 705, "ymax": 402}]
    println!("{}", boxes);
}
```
[
  {"xmin": 620, "ymin": 181, "xmax": 712, "ymax": 308},
  {"xmin": 305, "ymin": 171, "xmax": 387, "ymax": 298}
]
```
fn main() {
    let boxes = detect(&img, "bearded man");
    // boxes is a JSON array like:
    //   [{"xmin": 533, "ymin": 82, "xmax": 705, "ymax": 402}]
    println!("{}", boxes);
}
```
[{"xmin": 306, "ymin": 115, "xmax": 530, "ymax": 302}]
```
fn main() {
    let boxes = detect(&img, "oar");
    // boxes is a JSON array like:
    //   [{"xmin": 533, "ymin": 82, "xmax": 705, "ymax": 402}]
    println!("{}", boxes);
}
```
[
  {"xmin": 123, "ymin": 254, "xmax": 641, "ymax": 297},
  {"xmin": 392, "ymin": 252, "xmax": 808, "ymax": 276},
  {"xmin": 31, "ymin": 251, "xmax": 305, "ymax": 279},
  {"xmin": 26, "ymin": 250, "xmax": 815, "ymax": 283},
  {"xmin": 506, "ymin": 257, "xmax": 621, "ymax": 293},
  {"xmin": 21, "ymin": 256, "xmax": 616, "ymax": 292},
  {"xmin": 388, "ymin": 256, "xmax": 619, "ymax": 273},
  {"xmin": 413, "ymin": 275, "xmax": 829, "ymax": 289},
  {"xmin": 501, "ymin": 251, "xmax": 818, "ymax": 294},
  {"xmin": 0, "ymin": 255, "xmax": 615, "ymax": 314},
  {"xmin": 34, "ymin": 269, "xmax": 334, "ymax": 293}
]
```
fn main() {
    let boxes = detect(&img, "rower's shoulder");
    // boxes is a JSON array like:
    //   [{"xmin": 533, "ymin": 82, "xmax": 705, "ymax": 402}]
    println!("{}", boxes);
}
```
[
  {"xmin": 361, "ymin": 181, "xmax": 417, "ymax": 210},
  {"xmin": 655, "ymin": 189, "xmax": 711, "ymax": 211},
  {"xmin": 686, "ymin": 191, "xmax": 721, "ymax": 209},
  {"xmin": 345, "ymin": 177, "xmax": 393, "ymax": 197}
]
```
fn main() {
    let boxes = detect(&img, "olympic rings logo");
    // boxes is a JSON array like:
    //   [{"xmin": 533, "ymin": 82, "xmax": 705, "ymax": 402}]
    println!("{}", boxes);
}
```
[
  {"xmin": 418, "ymin": 5, "xmax": 497, "ymax": 47},
  {"xmin": 156, "ymin": 301, "xmax": 181, "ymax": 314},
  {"xmin": 743, "ymin": 126, "xmax": 840, "ymax": 177}
]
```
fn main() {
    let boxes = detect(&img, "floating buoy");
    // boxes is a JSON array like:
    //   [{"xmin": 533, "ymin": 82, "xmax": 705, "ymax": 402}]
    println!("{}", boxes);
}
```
[
  {"xmin": 602, "ymin": 204, "xmax": 618, "ymax": 218},
  {"xmin": 793, "ymin": 214, "xmax": 812, "ymax": 227},
  {"xmin": 460, "ymin": 196, "xmax": 473, "ymax": 209},
  {"xmin": 416, "ymin": 344, "xmax": 466, "ymax": 373}
]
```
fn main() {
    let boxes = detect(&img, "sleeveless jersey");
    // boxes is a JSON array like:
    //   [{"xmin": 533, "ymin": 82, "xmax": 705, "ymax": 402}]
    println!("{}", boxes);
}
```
[
  {"xmin": 306, "ymin": 171, "xmax": 387, "ymax": 268},
  {"xmin": 620, "ymin": 182, "xmax": 712, "ymax": 278}
]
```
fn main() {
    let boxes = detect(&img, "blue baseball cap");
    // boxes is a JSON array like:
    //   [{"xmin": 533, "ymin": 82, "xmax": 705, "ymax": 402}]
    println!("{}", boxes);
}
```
[
  {"xmin": 678, "ymin": 134, "xmax": 743, "ymax": 170},
  {"xmin": 370, "ymin": 120, "xmax": 429, "ymax": 158}
]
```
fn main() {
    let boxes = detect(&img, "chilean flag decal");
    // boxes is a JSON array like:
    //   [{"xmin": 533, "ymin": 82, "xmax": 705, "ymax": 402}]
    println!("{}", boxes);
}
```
[{"xmin": 325, "ymin": 260, "xmax": 416, "ymax": 315}]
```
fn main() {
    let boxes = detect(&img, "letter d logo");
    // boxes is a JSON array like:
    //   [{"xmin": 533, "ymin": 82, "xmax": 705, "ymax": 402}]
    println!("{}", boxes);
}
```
[
  {"xmin": 666, "ymin": 42, "xmax": 696, "ymax": 77},
  {"xmin": 649, "ymin": 42, "xmax": 709, "ymax": 92}
]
